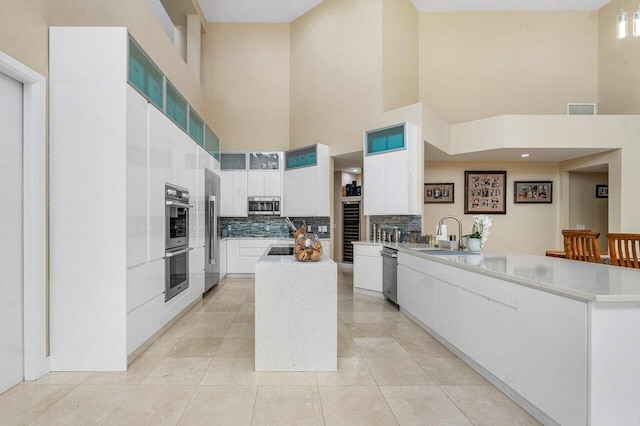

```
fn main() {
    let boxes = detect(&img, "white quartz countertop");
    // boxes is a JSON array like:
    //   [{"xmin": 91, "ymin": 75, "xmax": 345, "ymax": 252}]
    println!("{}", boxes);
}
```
[
  {"xmin": 353, "ymin": 240, "xmax": 640, "ymax": 302},
  {"xmin": 257, "ymin": 244, "xmax": 336, "ymax": 265}
]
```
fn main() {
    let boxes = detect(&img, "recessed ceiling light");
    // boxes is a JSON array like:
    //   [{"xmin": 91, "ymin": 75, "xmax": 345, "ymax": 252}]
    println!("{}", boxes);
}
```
[
  {"xmin": 520, "ymin": 153, "xmax": 530, "ymax": 158},
  {"xmin": 352, "ymin": 168, "xmax": 359, "ymax": 173}
]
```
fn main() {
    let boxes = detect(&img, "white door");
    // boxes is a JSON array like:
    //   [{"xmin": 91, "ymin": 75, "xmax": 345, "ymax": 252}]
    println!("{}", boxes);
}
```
[{"xmin": 0, "ymin": 71, "xmax": 24, "ymax": 393}]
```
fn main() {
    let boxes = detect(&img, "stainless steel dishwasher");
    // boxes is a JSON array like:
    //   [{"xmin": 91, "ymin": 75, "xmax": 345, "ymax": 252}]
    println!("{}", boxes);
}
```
[{"xmin": 381, "ymin": 247, "xmax": 398, "ymax": 304}]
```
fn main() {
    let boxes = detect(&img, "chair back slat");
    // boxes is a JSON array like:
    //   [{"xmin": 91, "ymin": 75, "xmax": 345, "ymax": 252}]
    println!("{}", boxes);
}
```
[
  {"xmin": 562, "ymin": 230, "xmax": 601, "ymax": 263},
  {"xmin": 608, "ymin": 233, "xmax": 640, "ymax": 268}
]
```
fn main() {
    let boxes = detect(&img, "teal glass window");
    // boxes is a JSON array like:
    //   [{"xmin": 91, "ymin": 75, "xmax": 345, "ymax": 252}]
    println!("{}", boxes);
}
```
[
  {"xmin": 128, "ymin": 37, "xmax": 163, "ymax": 109},
  {"xmin": 365, "ymin": 123, "xmax": 405, "ymax": 155},
  {"xmin": 221, "ymin": 153, "xmax": 247, "ymax": 170},
  {"xmin": 205, "ymin": 125, "xmax": 221, "ymax": 161},
  {"xmin": 166, "ymin": 80, "xmax": 188, "ymax": 131},
  {"xmin": 188, "ymin": 107, "xmax": 204, "ymax": 146},
  {"xmin": 285, "ymin": 146, "xmax": 317, "ymax": 170}
]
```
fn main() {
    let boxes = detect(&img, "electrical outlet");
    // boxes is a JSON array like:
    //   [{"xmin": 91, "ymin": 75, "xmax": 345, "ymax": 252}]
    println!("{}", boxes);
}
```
[
  {"xmin": 577, "ymin": 224, "xmax": 586, "ymax": 230},
  {"xmin": 308, "ymin": 225, "xmax": 312, "ymax": 232},
  {"xmin": 265, "ymin": 225, "xmax": 270, "ymax": 231}
]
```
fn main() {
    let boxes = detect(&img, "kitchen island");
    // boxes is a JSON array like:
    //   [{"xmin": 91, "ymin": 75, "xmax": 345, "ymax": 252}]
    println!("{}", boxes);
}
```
[
  {"xmin": 255, "ymin": 244, "xmax": 337, "ymax": 371},
  {"xmin": 353, "ymin": 241, "xmax": 640, "ymax": 426}
]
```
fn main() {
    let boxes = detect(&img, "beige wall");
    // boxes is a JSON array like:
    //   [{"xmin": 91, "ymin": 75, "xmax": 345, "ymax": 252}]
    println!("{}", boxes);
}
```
[
  {"xmin": 290, "ymin": 0, "xmax": 383, "ymax": 153},
  {"xmin": 202, "ymin": 23, "xmax": 290, "ymax": 152},
  {"xmin": 382, "ymin": 0, "xmax": 419, "ymax": 112},
  {"xmin": 568, "ymin": 172, "xmax": 609, "ymax": 251},
  {"xmin": 598, "ymin": 0, "xmax": 640, "ymax": 114},
  {"xmin": 423, "ymin": 161, "xmax": 560, "ymax": 255},
  {"xmin": 419, "ymin": 11, "xmax": 598, "ymax": 124},
  {"xmin": 0, "ymin": 0, "xmax": 205, "ymax": 113}
]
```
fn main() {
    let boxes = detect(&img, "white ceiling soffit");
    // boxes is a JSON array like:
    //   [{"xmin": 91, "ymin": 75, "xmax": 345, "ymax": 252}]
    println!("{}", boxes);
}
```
[
  {"xmin": 424, "ymin": 143, "xmax": 615, "ymax": 162},
  {"xmin": 410, "ymin": 0, "xmax": 611, "ymax": 12},
  {"xmin": 200, "ymin": 0, "xmax": 325, "ymax": 23}
]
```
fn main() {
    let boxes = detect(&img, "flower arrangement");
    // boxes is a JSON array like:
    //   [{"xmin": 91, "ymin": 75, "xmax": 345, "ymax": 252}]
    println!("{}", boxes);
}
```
[{"xmin": 466, "ymin": 215, "xmax": 493, "ymax": 248}]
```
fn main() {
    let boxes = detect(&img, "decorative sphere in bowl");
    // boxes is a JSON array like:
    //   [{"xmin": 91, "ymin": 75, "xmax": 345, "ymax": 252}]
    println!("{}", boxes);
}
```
[{"xmin": 294, "ymin": 233, "xmax": 323, "ymax": 261}]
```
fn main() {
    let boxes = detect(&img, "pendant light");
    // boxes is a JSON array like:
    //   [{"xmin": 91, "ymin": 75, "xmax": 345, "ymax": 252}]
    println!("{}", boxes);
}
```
[
  {"xmin": 633, "ymin": 4, "xmax": 640, "ymax": 36},
  {"xmin": 618, "ymin": 8, "xmax": 628, "ymax": 39}
]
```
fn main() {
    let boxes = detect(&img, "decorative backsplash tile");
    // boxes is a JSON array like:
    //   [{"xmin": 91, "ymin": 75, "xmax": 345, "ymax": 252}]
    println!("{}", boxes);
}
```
[
  {"xmin": 367, "ymin": 215, "xmax": 421, "ymax": 242},
  {"xmin": 220, "ymin": 216, "xmax": 331, "ymax": 239}
]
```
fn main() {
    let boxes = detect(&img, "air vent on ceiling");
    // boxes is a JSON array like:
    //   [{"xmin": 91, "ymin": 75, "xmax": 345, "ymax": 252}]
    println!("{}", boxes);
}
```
[{"xmin": 567, "ymin": 103, "xmax": 596, "ymax": 115}]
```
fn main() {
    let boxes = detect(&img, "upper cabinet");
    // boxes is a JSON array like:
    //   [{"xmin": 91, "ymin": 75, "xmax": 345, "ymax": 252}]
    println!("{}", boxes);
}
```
[
  {"xmin": 363, "ymin": 122, "xmax": 419, "ymax": 215},
  {"xmin": 220, "ymin": 153, "xmax": 248, "ymax": 217},
  {"xmin": 283, "ymin": 144, "xmax": 330, "ymax": 217},
  {"xmin": 248, "ymin": 152, "xmax": 282, "ymax": 198}
]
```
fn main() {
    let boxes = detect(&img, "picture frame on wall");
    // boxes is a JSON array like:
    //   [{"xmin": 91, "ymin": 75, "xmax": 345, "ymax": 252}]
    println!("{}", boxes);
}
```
[
  {"xmin": 596, "ymin": 184, "xmax": 608, "ymax": 198},
  {"xmin": 514, "ymin": 181, "xmax": 553, "ymax": 204},
  {"xmin": 464, "ymin": 171, "xmax": 507, "ymax": 214},
  {"xmin": 424, "ymin": 183, "xmax": 454, "ymax": 204}
]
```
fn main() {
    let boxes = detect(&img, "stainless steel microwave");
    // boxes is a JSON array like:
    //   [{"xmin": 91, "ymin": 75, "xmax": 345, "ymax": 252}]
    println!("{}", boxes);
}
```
[{"xmin": 248, "ymin": 196, "xmax": 281, "ymax": 215}]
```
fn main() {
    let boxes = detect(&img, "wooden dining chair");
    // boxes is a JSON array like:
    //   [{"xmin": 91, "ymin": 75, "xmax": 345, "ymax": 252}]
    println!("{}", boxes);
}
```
[
  {"xmin": 607, "ymin": 233, "xmax": 640, "ymax": 268},
  {"xmin": 562, "ymin": 230, "xmax": 601, "ymax": 263}
]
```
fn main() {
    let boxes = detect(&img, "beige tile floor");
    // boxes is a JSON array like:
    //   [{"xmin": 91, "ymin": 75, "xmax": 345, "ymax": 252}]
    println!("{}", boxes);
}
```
[{"xmin": 0, "ymin": 269, "xmax": 540, "ymax": 425}]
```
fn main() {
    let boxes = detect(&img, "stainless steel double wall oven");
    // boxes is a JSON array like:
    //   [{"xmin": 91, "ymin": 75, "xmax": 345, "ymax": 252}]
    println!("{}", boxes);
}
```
[{"xmin": 165, "ymin": 183, "xmax": 192, "ymax": 302}]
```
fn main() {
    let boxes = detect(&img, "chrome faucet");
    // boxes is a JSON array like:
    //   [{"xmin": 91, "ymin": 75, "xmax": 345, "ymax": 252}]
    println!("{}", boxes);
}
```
[{"xmin": 437, "ymin": 215, "xmax": 463, "ymax": 250}]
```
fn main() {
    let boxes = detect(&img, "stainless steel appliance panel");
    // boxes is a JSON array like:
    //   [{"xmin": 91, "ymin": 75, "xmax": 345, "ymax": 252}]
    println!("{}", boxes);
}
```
[
  {"xmin": 165, "ymin": 246, "xmax": 192, "ymax": 302},
  {"xmin": 204, "ymin": 169, "xmax": 221, "ymax": 292},
  {"xmin": 165, "ymin": 184, "xmax": 191, "ymax": 250},
  {"xmin": 248, "ymin": 196, "xmax": 281, "ymax": 216},
  {"xmin": 381, "ymin": 247, "xmax": 398, "ymax": 304}
]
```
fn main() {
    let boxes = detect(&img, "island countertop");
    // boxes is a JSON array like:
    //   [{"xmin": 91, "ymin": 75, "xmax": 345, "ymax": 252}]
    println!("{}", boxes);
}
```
[{"xmin": 353, "ymin": 240, "xmax": 640, "ymax": 302}]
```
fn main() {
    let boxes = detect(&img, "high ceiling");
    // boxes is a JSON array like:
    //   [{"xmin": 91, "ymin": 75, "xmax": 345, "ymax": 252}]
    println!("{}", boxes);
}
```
[{"xmin": 200, "ymin": 0, "xmax": 611, "ymax": 23}]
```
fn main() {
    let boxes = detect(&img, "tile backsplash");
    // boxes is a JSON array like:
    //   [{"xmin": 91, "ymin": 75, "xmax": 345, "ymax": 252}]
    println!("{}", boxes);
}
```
[
  {"xmin": 220, "ymin": 216, "xmax": 330, "ymax": 239},
  {"xmin": 367, "ymin": 215, "xmax": 421, "ymax": 242}
]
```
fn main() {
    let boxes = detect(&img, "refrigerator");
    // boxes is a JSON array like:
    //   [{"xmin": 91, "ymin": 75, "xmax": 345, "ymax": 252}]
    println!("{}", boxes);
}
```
[{"xmin": 204, "ymin": 168, "xmax": 221, "ymax": 292}]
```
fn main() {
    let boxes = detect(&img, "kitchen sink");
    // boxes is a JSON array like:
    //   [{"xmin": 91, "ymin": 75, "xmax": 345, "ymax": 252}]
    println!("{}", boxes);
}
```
[{"xmin": 419, "ymin": 249, "xmax": 480, "ymax": 256}]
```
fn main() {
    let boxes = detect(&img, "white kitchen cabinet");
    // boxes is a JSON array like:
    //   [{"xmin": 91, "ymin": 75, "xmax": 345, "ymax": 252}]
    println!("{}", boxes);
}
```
[
  {"xmin": 226, "ymin": 239, "xmax": 278, "ymax": 274},
  {"xmin": 436, "ymin": 280, "xmax": 464, "ymax": 348},
  {"xmin": 50, "ymin": 27, "xmax": 215, "ymax": 370},
  {"xmin": 353, "ymin": 244, "xmax": 383, "ymax": 294},
  {"xmin": 219, "ymin": 239, "xmax": 227, "ymax": 277},
  {"xmin": 485, "ymin": 299, "xmax": 517, "ymax": 387},
  {"xmin": 363, "ymin": 122, "xmax": 419, "ymax": 215},
  {"xmin": 517, "ymin": 285, "xmax": 587, "ymax": 426},
  {"xmin": 126, "ymin": 84, "xmax": 149, "ymax": 268},
  {"xmin": 283, "ymin": 144, "xmax": 330, "ymax": 217},
  {"xmin": 248, "ymin": 170, "xmax": 281, "ymax": 198},
  {"xmin": 413, "ymin": 272, "xmax": 437, "ymax": 329},
  {"xmin": 220, "ymin": 170, "xmax": 248, "ymax": 217},
  {"xmin": 397, "ymin": 261, "xmax": 437, "ymax": 330}
]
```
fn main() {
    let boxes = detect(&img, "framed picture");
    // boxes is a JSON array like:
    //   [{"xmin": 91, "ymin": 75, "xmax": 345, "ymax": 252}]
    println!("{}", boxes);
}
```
[
  {"xmin": 596, "ymin": 184, "xmax": 608, "ymax": 198},
  {"xmin": 514, "ymin": 181, "xmax": 552, "ymax": 204},
  {"xmin": 464, "ymin": 171, "xmax": 507, "ymax": 214},
  {"xmin": 424, "ymin": 183, "xmax": 454, "ymax": 204}
]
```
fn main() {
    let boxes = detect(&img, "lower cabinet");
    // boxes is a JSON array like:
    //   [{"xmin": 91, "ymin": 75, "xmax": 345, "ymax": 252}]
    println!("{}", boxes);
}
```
[
  {"xmin": 353, "ymin": 244, "xmax": 383, "ymax": 293},
  {"xmin": 517, "ymin": 286, "xmax": 587, "ymax": 426},
  {"xmin": 219, "ymin": 239, "xmax": 227, "ymax": 277},
  {"xmin": 397, "ymin": 252, "xmax": 586, "ymax": 426},
  {"xmin": 227, "ymin": 239, "xmax": 278, "ymax": 274}
]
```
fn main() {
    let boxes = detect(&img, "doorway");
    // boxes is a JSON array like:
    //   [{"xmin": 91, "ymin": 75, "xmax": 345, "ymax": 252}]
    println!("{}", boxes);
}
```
[
  {"xmin": 0, "ymin": 71, "xmax": 24, "ymax": 393},
  {"xmin": 568, "ymin": 165, "xmax": 609, "ymax": 252},
  {"xmin": 0, "ymin": 51, "xmax": 47, "ymax": 390}
]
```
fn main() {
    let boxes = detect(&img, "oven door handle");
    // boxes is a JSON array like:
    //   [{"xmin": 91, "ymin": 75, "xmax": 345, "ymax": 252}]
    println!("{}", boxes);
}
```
[
  {"xmin": 164, "ymin": 247, "xmax": 193, "ymax": 258},
  {"xmin": 380, "ymin": 252, "xmax": 398, "ymax": 259},
  {"xmin": 166, "ymin": 201, "xmax": 193, "ymax": 208}
]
